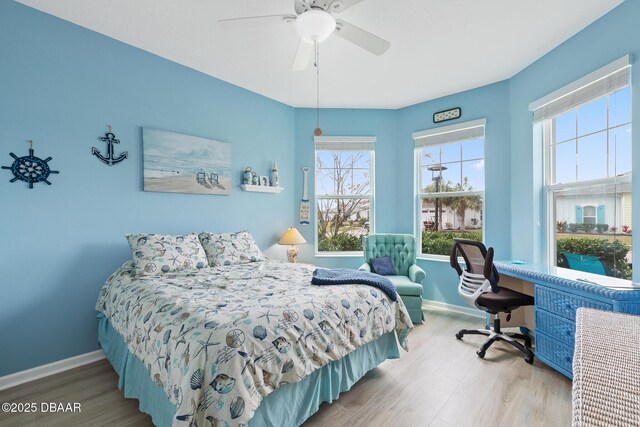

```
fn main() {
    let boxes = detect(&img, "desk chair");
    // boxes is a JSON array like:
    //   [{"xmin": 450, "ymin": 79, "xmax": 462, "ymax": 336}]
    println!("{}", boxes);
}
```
[
  {"xmin": 450, "ymin": 239, "xmax": 535, "ymax": 364},
  {"xmin": 359, "ymin": 234, "xmax": 425, "ymax": 324}
]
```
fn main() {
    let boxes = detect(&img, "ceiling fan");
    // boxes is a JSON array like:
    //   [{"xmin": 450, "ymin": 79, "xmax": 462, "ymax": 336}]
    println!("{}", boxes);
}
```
[{"xmin": 218, "ymin": 0, "xmax": 391, "ymax": 71}]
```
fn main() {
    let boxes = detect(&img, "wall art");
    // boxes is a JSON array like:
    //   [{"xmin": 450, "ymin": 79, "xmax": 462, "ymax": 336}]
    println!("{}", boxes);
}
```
[
  {"xmin": 433, "ymin": 107, "xmax": 462, "ymax": 123},
  {"xmin": 92, "ymin": 125, "xmax": 127, "ymax": 166},
  {"xmin": 299, "ymin": 167, "xmax": 310, "ymax": 225},
  {"xmin": 2, "ymin": 140, "xmax": 59, "ymax": 189},
  {"xmin": 143, "ymin": 128, "xmax": 231, "ymax": 195}
]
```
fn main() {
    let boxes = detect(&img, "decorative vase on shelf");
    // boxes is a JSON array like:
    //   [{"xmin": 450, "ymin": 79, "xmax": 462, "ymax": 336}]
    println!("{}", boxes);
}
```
[
  {"xmin": 271, "ymin": 161, "xmax": 279, "ymax": 187},
  {"xmin": 244, "ymin": 167, "xmax": 253, "ymax": 185},
  {"xmin": 251, "ymin": 171, "xmax": 259, "ymax": 186}
]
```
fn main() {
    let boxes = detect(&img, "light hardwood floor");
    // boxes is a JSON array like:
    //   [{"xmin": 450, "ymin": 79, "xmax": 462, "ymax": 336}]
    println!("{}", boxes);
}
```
[{"xmin": 0, "ymin": 310, "xmax": 572, "ymax": 427}]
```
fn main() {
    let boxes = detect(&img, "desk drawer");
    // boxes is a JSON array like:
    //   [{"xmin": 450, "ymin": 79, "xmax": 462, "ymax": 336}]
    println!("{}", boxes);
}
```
[
  {"xmin": 535, "ymin": 308, "xmax": 575, "ymax": 347},
  {"xmin": 536, "ymin": 330, "xmax": 574, "ymax": 375},
  {"xmin": 535, "ymin": 285, "xmax": 612, "ymax": 321}
]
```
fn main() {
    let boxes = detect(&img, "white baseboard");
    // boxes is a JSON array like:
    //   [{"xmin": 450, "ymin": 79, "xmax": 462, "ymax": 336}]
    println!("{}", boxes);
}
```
[
  {"xmin": 0, "ymin": 350, "xmax": 105, "ymax": 391},
  {"xmin": 423, "ymin": 299, "xmax": 486, "ymax": 319}
]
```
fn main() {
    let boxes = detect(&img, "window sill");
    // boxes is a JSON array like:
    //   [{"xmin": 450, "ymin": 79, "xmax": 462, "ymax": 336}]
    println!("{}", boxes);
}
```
[
  {"xmin": 314, "ymin": 253, "xmax": 363, "ymax": 258},
  {"xmin": 416, "ymin": 255, "xmax": 451, "ymax": 263}
]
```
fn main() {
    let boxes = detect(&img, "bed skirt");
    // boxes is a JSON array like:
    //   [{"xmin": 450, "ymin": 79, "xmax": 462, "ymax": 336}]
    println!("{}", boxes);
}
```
[{"xmin": 97, "ymin": 313, "xmax": 400, "ymax": 426}]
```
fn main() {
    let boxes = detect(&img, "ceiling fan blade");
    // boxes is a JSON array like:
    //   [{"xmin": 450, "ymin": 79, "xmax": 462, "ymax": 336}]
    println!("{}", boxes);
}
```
[
  {"xmin": 334, "ymin": 19, "xmax": 390, "ymax": 55},
  {"xmin": 292, "ymin": 39, "xmax": 314, "ymax": 71},
  {"xmin": 218, "ymin": 14, "xmax": 296, "ymax": 30},
  {"xmin": 328, "ymin": 0, "xmax": 365, "ymax": 13}
]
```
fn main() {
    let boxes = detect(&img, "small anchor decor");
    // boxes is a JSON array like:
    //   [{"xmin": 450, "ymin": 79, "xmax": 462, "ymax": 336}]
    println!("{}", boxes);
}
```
[
  {"xmin": 92, "ymin": 125, "xmax": 127, "ymax": 166},
  {"xmin": 2, "ymin": 140, "xmax": 59, "ymax": 189}
]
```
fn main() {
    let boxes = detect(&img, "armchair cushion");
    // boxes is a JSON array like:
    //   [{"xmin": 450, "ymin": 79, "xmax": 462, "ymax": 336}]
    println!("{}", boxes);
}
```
[
  {"xmin": 358, "ymin": 263, "xmax": 371, "ymax": 272},
  {"xmin": 371, "ymin": 256, "xmax": 396, "ymax": 276},
  {"xmin": 409, "ymin": 264, "xmax": 426, "ymax": 284},
  {"xmin": 387, "ymin": 276, "xmax": 423, "ymax": 297}
]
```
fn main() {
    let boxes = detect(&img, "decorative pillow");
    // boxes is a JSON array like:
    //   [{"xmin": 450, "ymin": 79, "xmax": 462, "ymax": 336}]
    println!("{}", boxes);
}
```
[
  {"xmin": 127, "ymin": 233, "xmax": 208, "ymax": 276},
  {"xmin": 198, "ymin": 230, "xmax": 265, "ymax": 267},
  {"xmin": 370, "ymin": 256, "xmax": 396, "ymax": 276}
]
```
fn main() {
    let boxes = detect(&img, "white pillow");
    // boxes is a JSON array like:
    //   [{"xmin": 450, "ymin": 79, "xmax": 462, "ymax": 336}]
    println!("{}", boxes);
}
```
[
  {"xmin": 127, "ymin": 233, "xmax": 208, "ymax": 276},
  {"xmin": 198, "ymin": 230, "xmax": 265, "ymax": 267}
]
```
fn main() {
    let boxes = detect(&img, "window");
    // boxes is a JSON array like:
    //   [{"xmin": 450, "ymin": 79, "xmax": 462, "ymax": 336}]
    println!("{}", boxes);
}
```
[
  {"xmin": 315, "ymin": 136, "xmax": 375, "ymax": 254},
  {"xmin": 581, "ymin": 205, "xmax": 597, "ymax": 225},
  {"xmin": 532, "ymin": 56, "xmax": 632, "ymax": 280},
  {"xmin": 413, "ymin": 120, "xmax": 485, "ymax": 257}
]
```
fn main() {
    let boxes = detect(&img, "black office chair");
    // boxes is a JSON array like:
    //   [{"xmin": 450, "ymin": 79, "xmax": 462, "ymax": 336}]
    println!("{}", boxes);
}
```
[{"xmin": 450, "ymin": 239, "xmax": 535, "ymax": 364}]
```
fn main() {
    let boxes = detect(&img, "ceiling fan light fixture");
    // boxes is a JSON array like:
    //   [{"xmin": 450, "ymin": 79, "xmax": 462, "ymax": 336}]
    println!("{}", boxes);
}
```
[{"xmin": 296, "ymin": 10, "xmax": 336, "ymax": 43}]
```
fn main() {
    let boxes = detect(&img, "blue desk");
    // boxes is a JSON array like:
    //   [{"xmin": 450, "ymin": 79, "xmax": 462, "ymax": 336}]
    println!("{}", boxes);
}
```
[{"xmin": 494, "ymin": 261, "xmax": 640, "ymax": 379}]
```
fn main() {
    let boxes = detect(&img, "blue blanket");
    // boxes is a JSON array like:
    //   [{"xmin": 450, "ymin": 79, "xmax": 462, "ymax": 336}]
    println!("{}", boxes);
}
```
[{"xmin": 311, "ymin": 268, "xmax": 398, "ymax": 302}]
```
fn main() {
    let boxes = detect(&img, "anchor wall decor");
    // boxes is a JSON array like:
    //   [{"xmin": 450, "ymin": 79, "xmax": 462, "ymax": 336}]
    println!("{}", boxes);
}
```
[
  {"xmin": 93, "ymin": 126, "xmax": 127, "ymax": 166},
  {"xmin": 2, "ymin": 140, "xmax": 59, "ymax": 189}
]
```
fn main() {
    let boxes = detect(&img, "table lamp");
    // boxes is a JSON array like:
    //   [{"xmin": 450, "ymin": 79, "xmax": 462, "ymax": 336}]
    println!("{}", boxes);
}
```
[{"xmin": 279, "ymin": 227, "xmax": 306, "ymax": 263}]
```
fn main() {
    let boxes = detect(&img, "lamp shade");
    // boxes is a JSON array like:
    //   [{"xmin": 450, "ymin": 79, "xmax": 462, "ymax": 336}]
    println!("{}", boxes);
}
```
[{"xmin": 279, "ymin": 227, "xmax": 307, "ymax": 245}]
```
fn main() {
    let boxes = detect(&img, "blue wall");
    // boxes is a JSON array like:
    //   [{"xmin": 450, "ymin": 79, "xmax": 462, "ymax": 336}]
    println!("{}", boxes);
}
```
[
  {"xmin": 3, "ymin": 0, "xmax": 640, "ymax": 377},
  {"xmin": 0, "ymin": 2, "xmax": 295, "ymax": 377},
  {"xmin": 398, "ymin": 81, "xmax": 512, "ymax": 305},
  {"xmin": 509, "ymin": 0, "xmax": 640, "ymax": 268},
  {"xmin": 293, "ymin": 84, "xmax": 511, "ymax": 308},
  {"xmin": 295, "ymin": 0, "xmax": 640, "ymax": 305},
  {"xmin": 293, "ymin": 108, "xmax": 400, "ymax": 268}
]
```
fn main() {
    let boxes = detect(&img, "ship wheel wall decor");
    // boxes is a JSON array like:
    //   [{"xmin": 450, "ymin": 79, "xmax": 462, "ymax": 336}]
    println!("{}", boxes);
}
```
[{"xmin": 2, "ymin": 141, "xmax": 59, "ymax": 189}]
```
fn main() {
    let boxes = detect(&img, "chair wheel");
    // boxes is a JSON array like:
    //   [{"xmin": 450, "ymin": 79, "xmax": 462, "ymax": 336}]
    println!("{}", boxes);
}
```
[
  {"xmin": 455, "ymin": 332, "xmax": 463, "ymax": 340},
  {"xmin": 476, "ymin": 350, "xmax": 485, "ymax": 358},
  {"xmin": 525, "ymin": 355, "xmax": 534, "ymax": 364}
]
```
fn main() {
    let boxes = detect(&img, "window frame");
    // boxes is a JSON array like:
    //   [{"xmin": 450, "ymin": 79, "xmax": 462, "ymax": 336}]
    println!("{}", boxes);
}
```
[
  {"xmin": 314, "ymin": 143, "xmax": 375, "ymax": 257},
  {"xmin": 548, "ymin": 93, "xmax": 632, "ymax": 186},
  {"xmin": 582, "ymin": 205, "xmax": 597, "ymax": 225},
  {"xmin": 413, "ymin": 120, "xmax": 486, "ymax": 260},
  {"xmin": 542, "ymin": 88, "xmax": 633, "ymax": 275}
]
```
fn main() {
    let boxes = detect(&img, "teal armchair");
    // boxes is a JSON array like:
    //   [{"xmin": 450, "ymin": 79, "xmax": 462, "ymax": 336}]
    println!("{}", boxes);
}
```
[{"xmin": 358, "ymin": 234, "xmax": 425, "ymax": 324}]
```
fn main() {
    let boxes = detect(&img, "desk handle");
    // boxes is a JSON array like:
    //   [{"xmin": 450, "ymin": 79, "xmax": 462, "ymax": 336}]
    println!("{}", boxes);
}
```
[{"xmin": 557, "ymin": 299, "xmax": 577, "ymax": 312}]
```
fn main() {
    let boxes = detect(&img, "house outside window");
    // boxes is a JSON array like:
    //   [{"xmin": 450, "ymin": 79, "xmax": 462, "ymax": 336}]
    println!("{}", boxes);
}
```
[
  {"xmin": 531, "ymin": 56, "xmax": 632, "ymax": 280},
  {"xmin": 315, "ymin": 136, "xmax": 375, "ymax": 255},
  {"xmin": 413, "ymin": 119, "xmax": 486, "ymax": 258}
]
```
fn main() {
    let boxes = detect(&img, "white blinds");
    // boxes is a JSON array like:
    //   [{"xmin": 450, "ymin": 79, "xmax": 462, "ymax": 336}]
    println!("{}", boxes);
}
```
[
  {"xmin": 530, "ymin": 55, "xmax": 632, "ymax": 123},
  {"xmin": 413, "ymin": 119, "xmax": 486, "ymax": 148},
  {"xmin": 314, "ymin": 136, "xmax": 376, "ymax": 151}
]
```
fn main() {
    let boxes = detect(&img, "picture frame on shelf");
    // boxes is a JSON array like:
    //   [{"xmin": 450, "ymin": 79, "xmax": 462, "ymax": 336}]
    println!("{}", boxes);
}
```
[{"xmin": 260, "ymin": 176, "xmax": 269, "ymax": 186}]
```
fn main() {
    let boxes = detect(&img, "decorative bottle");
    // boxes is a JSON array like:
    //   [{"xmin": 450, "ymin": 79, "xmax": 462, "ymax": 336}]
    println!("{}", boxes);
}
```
[
  {"xmin": 244, "ymin": 167, "xmax": 253, "ymax": 185},
  {"xmin": 271, "ymin": 161, "xmax": 279, "ymax": 187}
]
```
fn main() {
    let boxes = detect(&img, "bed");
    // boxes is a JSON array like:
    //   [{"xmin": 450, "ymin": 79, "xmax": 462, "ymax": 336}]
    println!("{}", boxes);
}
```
[{"xmin": 95, "ymin": 258, "xmax": 413, "ymax": 426}]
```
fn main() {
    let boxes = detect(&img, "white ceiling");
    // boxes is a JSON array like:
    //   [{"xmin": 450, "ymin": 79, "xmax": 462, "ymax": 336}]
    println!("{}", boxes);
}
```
[{"xmin": 17, "ymin": 0, "xmax": 622, "ymax": 109}]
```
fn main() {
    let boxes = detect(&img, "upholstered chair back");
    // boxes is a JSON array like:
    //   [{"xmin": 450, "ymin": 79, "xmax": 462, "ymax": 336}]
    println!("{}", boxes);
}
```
[{"xmin": 363, "ymin": 234, "xmax": 417, "ymax": 276}]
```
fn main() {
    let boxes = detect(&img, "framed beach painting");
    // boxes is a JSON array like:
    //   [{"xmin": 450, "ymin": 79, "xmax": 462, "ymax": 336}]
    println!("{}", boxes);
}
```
[{"xmin": 143, "ymin": 128, "xmax": 231, "ymax": 195}]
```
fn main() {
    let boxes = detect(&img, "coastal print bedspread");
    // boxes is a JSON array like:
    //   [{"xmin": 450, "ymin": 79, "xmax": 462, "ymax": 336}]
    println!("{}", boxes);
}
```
[{"xmin": 96, "ymin": 259, "xmax": 413, "ymax": 426}]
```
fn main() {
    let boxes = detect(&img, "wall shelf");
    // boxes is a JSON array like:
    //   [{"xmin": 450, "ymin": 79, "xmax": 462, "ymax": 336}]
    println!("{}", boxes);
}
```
[{"xmin": 241, "ymin": 184, "xmax": 284, "ymax": 194}]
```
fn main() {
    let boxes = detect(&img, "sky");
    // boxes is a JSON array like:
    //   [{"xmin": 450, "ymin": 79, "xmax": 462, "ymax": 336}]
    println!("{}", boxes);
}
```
[
  {"xmin": 143, "ymin": 127, "xmax": 231, "ymax": 175},
  {"xmin": 553, "ymin": 87, "xmax": 632, "ymax": 184}
]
